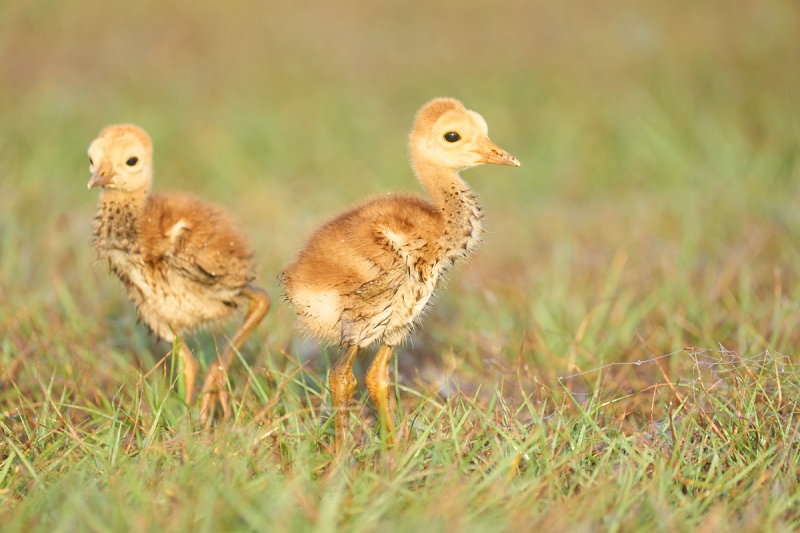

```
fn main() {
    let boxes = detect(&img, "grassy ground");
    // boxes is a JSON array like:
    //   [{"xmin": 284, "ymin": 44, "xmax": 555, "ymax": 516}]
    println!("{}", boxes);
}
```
[{"xmin": 2, "ymin": 0, "xmax": 800, "ymax": 530}]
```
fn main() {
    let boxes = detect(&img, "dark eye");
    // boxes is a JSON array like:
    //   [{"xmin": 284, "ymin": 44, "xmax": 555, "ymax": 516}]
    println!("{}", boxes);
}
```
[
  {"xmin": 89, "ymin": 157, "xmax": 93, "ymax": 166},
  {"xmin": 126, "ymin": 156, "xmax": 138, "ymax": 166},
  {"xmin": 444, "ymin": 131, "xmax": 461, "ymax": 143}
]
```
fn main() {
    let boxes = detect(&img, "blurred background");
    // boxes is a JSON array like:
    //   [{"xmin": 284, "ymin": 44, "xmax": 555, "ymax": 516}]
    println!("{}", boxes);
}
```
[{"xmin": 2, "ymin": 0, "xmax": 800, "ymax": 395}]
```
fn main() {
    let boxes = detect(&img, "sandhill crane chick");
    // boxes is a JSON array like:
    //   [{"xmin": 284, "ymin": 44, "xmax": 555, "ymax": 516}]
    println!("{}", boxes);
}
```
[
  {"xmin": 88, "ymin": 124, "xmax": 270, "ymax": 421},
  {"xmin": 281, "ymin": 98, "xmax": 520, "ymax": 451}
]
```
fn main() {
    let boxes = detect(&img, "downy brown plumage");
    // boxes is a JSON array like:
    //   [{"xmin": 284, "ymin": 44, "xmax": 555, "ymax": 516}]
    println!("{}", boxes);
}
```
[
  {"xmin": 281, "ymin": 98, "xmax": 520, "ymax": 451},
  {"xmin": 88, "ymin": 124, "xmax": 270, "ymax": 421}
]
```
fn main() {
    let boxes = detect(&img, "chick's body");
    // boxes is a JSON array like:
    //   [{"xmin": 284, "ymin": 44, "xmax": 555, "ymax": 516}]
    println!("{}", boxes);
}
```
[
  {"xmin": 94, "ymin": 189, "xmax": 254, "ymax": 341},
  {"xmin": 282, "ymin": 189, "xmax": 481, "ymax": 348}
]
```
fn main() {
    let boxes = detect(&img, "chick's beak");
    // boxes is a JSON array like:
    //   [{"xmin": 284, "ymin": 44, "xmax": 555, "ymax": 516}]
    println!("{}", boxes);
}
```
[
  {"xmin": 482, "ymin": 139, "xmax": 521, "ymax": 167},
  {"xmin": 87, "ymin": 165, "xmax": 114, "ymax": 189}
]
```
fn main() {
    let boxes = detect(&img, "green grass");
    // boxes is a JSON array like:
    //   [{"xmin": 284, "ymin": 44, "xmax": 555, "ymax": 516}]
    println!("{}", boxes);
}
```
[{"xmin": 3, "ymin": 0, "xmax": 800, "ymax": 530}]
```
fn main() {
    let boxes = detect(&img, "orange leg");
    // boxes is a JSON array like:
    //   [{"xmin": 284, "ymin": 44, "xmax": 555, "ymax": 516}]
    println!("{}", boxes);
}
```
[
  {"xmin": 365, "ymin": 344, "xmax": 396, "ymax": 444},
  {"xmin": 176, "ymin": 339, "xmax": 199, "ymax": 406},
  {"xmin": 199, "ymin": 284, "xmax": 271, "ymax": 423},
  {"xmin": 329, "ymin": 344, "xmax": 359, "ymax": 453}
]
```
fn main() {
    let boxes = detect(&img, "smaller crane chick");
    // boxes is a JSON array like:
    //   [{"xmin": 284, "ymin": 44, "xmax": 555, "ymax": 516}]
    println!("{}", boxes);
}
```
[{"xmin": 87, "ymin": 124, "xmax": 270, "ymax": 421}]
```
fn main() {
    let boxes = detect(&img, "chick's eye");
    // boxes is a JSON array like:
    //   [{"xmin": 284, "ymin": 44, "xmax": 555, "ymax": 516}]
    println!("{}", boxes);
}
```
[
  {"xmin": 444, "ymin": 131, "xmax": 461, "ymax": 143},
  {"xmin": 126, "ymin": 156, "xmax": 139, "ymax": 166},
  {"xmin": 89, "ymin": 157, "xmax": 93, "ymax": 166}
]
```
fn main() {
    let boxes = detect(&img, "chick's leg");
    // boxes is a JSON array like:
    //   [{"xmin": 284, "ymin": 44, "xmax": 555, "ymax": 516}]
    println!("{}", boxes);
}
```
[
  {"xmin": 365, "ymin": 344, "xmax": 396, "ymax": 444},
  {"xmin": 200, "ymin": 285, "xmax": 271, "ymax": 423},
  {"xmin": 177, "ymin": 339, "xmax": 199, "ymax": 406},
  {"xmin": 329, "ymin": 344, "xmax": 359, "ymax": 453}
]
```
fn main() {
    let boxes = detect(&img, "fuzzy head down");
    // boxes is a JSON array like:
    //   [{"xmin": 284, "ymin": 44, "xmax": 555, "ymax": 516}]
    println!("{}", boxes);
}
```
[
  {"xmin": 87, "ymin": 124, "xmax": 154, "ymax": 192},
  {"xmin": 409, "ymin": 97, "xmax": 520, "ymax": 172}
]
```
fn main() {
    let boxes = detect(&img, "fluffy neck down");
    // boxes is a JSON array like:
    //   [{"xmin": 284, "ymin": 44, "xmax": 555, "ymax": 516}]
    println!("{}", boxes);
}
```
[
  {"xmin": 92, "ymin": 189, "xmax": 148, "ymax": 257},
  {"xmin": 415, "ymin": 162, "xmax": 483, "ymax": 265}
]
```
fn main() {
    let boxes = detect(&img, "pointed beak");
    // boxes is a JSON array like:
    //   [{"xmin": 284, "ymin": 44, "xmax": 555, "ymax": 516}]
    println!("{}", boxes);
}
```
[
  {"xmin": 481, "ymin": 139, "xmax": 521, "ymax": 167},
  {"xmin": 87, "ymin": 166, "xmax": 114, "ymax": 189}
]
